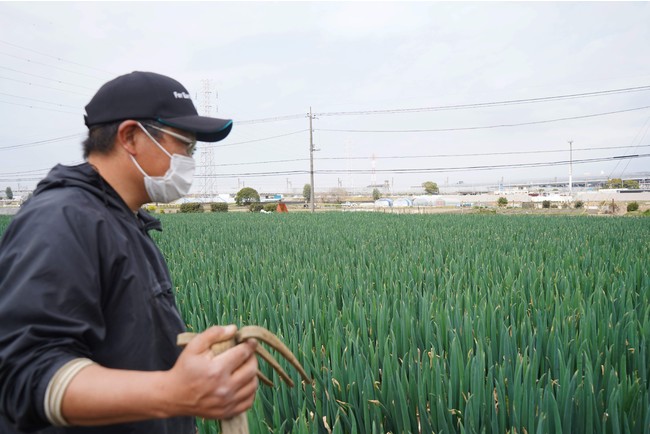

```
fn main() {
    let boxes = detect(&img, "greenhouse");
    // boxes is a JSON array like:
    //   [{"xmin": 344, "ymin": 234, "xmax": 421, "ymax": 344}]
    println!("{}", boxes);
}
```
[
  {"xmin": 374, "ymin": 198, "xmax": 393, "ymax": 207},
  {"xmin": 393, "ymin": 198, "xmax": 413, "ymax": 207}
]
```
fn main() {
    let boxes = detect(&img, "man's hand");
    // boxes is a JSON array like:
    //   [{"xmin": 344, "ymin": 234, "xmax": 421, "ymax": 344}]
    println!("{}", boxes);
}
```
[
  {"xmin": 61, "ymin": 325, "xmax": 259, "ymax": 426},
  {"xmin": 164, "ymin": 325, "xmax": 259, "ymax": 419}
]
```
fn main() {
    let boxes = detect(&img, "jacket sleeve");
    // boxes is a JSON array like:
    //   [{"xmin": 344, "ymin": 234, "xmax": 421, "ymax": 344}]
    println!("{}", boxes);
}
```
[{"xmin": 0, "ymin": 201, "xmax": 107, "ymax": 431}]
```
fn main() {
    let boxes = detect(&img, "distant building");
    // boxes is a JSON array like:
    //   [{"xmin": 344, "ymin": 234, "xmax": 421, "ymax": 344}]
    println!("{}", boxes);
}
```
[{"xmin": 260, "ymin": 194, "xmax": 283, "ymax": 203}]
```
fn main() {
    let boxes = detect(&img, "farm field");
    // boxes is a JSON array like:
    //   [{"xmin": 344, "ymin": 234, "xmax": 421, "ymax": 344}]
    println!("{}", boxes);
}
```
[
  {"xmin": 152, "ymin": 213, "xmax": 649, "ymax": 434},
  {"xmin": 1, "ymin": 213, "xmax": 649, "ymax": 433}
]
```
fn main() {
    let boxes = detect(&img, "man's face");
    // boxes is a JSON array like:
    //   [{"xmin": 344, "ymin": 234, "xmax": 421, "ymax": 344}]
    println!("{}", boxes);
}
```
[
  {"xmin": 141, "ymin": 123, "xmax": 197, "ymax": 157},
  {"xmin": 135, "ymin": 124, "xmax": 196, "ymax": 177}
]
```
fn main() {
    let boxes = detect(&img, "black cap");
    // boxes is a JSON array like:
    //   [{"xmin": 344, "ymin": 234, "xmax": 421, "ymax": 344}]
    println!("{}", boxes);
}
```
[{"xmin": 84, "ymin": 71, "xmax": 232, "ymax": 142}]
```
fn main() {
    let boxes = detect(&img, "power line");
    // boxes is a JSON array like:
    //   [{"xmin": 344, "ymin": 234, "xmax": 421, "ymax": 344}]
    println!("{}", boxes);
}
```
[
  {"xmin": 609, "ymin": 114, "xmax": 650, "ymax": 179},
  {"xmin": 317, "ymin": 144, "xmax": 650, "ymax": 160},
  {"xmin": 0, "ymin": 134, "xmax": 83, "ymax": 151},
  {"xmin": 191, "ymin": 86, "xmax": 650, "ymax": 126},
  {"xmin": 207, "ymin": 129, "xmax": 309, "ymax": 148},
  {"xmin": 0, "ymin": 99, "xmax": 81, "ymax": 116},
  {"xmin": 4, "ymin": 154, "xmax": 648, "ymax": 181},
  {"xmin": 0, "ymin": 92, "xmax": 81, "ymax": 109},
  {"xmin": 235, "ymin": 113, "xmax": 306, "ymax": 125},
  {"xmin": 195, "ymin": 144, "xmax": 650, "ymax": 168},
  {"xmin": 0, "ymin": 75, "xmax": 90, "ymax": 97},
  {"xmin": 0, "ymin": 100, "xmax": 81, "ymax": 116},
  {"xmin": 193, "ymin": 153, "xmax": 649, "ymax": 178},
  {"xmin": 0, "ymin": 168, "xmax": 51, "ymax": 176},
  {"xmin": 195, "ymin": 170, "xmax": 309, "ymax": 179},
  {"xmin": 314, "ymin": 84, "xmax": 650, "ymax": 117},
  {"xmin": 314, "ymin": 154, "xmax": 650, "ymax": 174},
  {"xmin": 205, "ymin": 83, "xmax": 650, "ymax": 126},
  {"xmin": 197, "ymin": 157, "xmax": 308, "ymax": 168},
  {"xmin": 0, "ymin": 177, "xmax": 45, "ymax": 182},
  {"xmin": 0, "ymin": 125, "xmax": 307, "ymax": 155},
  {"xmin": 0, "ymin": 66, "xmax": 96, "ymax": 90},
  {"xmin": 0, "ymin": 160, "xmax": 85, "ymax": 184},
  {"xmin": 0, "ymin": 39, "xmax": 116, "ymax": 76},
  {"xmin": 0, "ymin": 161, "xmax": 84, "ymax": 177},
  {"xmin": 317, "ymin": 105, "xmax": 650, "ymax": 133},
  {"xmin": 0, "ymin": 50, "xmax": 107, "ymax": 80}
]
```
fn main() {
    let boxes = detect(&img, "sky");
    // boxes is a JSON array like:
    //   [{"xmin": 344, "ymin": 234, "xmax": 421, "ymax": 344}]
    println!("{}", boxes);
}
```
[{"xmin": 1, "ymin": 1, "xmax": 650, "ymax": 196}]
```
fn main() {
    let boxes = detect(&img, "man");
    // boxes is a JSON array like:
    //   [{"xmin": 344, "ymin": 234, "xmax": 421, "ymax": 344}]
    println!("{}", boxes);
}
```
[{"xmin": 0, "ymin": 71, "xmax": 259, "ymax": 433}]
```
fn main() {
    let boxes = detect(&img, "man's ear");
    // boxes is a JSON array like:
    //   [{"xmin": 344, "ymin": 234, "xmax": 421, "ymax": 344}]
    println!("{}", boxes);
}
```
[{"xmin": 116, "ymin": 120, "xmax": 140, "ymax": 156}]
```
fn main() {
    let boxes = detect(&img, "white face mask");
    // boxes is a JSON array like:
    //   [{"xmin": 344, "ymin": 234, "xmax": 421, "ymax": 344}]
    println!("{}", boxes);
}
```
[{"xmin": 130, "ymin": 122, "xmax": 196, "ymax": 203}]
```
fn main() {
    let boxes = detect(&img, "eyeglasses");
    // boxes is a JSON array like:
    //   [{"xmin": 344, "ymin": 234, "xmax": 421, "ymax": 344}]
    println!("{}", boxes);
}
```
[{"xmin": 142, "ymin": 123, "xmax": 197, "ymax": 156}]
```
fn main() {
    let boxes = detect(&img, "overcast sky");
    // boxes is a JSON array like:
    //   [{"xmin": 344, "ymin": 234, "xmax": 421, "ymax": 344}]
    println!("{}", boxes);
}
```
[{"xmin": 1, "ymin": 1, "xmax": 649, "ymax": 195}]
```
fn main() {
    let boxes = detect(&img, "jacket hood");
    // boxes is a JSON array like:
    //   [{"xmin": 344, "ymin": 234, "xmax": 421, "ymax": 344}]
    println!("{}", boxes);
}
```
[{"xmin": 32, "ymin": 163, "xmax": 162, "ymax": 231}]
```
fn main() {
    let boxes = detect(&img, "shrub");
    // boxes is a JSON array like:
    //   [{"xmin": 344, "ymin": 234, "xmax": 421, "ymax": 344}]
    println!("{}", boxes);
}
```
[
  {"xmin": 601, "ymin": 200, "xmax": 619, "ymax": 214},
  {"xmin": 179, "ymin": 202, "xmax": 203, "ymax": 213},
  {"xmin": 574, "ymin": 200, "xmax": 584, "ymax": 209},
  {"xmin": 542, "ymin": 200, "xmax": 551, "ymax": 209},
  {"xmin": 210, "ymin": 202, "xmax": 228, "ymax": 213},
  {"xmin": 248, "ymin": 202, "xmax": 263, "ymax": 212},
  {"xmin": 627, "ymin": 202, "xmax": 639, "ymax": 212},
  {"xmin": 263, "ymin": 203, "xmax": 277, "ymax": 212},
  {"xmin": 497, "ymin": 197, "xmax": 508, "ymax": 207}
]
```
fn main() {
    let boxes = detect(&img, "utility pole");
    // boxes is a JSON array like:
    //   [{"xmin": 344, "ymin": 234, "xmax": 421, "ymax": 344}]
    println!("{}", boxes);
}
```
[
  {"xmin": 568, "ymin": 140, "xmax": 573, "ymax": 195},
  {"xmin": 200, "ymin": 79, "xmax": 217, "ymax": 197},
  {"xmin": 309, "ymin": 107, "xmax": 316, "ymax": 212}
]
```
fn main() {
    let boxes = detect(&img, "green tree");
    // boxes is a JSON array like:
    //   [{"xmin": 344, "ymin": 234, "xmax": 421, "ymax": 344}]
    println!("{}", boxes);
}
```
[
  {"xmin": 5, "ymin": 187, "xmax": 13, "ymax": 200},
  {"xmin": 497, "ymin": 197, "xmax": 508, "ymax": 207},
  {"xmin": 605, "ymin": 178, "xmax": 623, "ymax": 189},
  {"xmin": 372, "ymin": 188, "xmax": 381, "ymax": 201},
  {"xmin": 605, "ymin": 178, "xmax": 640, "ymax": 189},
  {"xmin": 422, "ymin": 181, "xmax": 439, "ymax": 195},
  {"xmin": 235, "ymin": 187, "xmax": 260, "ymax": 206},
  {"xmin": 303, "ymin": 184, "xmax": 312, "ymax": 203}
]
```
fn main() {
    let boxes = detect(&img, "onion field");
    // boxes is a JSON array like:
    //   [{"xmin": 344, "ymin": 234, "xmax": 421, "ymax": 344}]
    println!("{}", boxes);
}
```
[
  {"xmin": 1, "ymin": 212, "xmax": 649, "ymax": 433},
  {"xmin": 153, "ymin": 213, "xmax": 649, "ymax": 434}
]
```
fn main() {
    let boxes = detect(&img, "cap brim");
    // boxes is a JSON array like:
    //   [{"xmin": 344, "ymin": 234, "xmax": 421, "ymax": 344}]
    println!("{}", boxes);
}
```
[{"xmin": 157, "ymin": 115, "xmax": 233, "ymax": 142}]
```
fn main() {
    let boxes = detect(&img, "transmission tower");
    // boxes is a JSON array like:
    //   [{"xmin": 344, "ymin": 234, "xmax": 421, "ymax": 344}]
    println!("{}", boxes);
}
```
[{"xmin": 198, "ymin": 79, "xmax": 217, "ymax": 197}]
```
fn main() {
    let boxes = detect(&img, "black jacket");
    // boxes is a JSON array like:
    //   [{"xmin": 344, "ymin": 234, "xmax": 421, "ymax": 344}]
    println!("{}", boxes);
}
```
[{"xmin": 0, "ymin": 163, "xmax": 194, "ymax": 433}]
